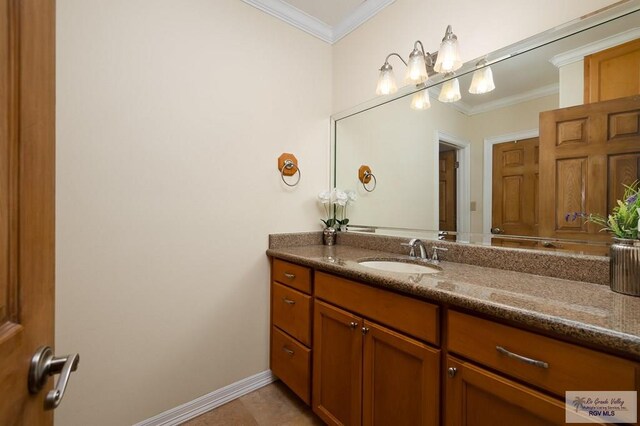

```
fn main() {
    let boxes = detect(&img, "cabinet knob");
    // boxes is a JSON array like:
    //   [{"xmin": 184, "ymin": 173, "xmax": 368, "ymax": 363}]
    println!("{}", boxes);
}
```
[
  {"xmin": 348, "ymin": 322, "xmax": 358, "ymax": 330},
  {"xmin": 447, "ymin": 367, "xmax": 457, "ymax": 378},
  {"xmin": 362, "ymin": 327, "xmax": 370, "ymax": 335}
]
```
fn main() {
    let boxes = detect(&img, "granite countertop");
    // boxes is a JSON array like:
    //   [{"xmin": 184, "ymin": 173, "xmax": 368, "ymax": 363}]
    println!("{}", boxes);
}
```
[{"xmin": 267, "ymin": 244, "xmax": 640, "ymax": 360}]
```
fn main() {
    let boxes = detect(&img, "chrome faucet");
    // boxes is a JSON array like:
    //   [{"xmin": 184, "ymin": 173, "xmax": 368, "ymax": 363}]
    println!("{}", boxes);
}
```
[{"xmin": 402, "ymin": 238, "xmax": 427, "ymax": 260}]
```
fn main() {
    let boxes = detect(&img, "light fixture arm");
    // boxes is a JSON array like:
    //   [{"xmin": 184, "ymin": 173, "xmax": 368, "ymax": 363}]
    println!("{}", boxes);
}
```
[
  {"xmin": 383, "ymin": 52, "xmax": 408, "ymax": 67},
  {"xmin": 412, "ymin": 40, "xmax": 437, "ymax": 70}
]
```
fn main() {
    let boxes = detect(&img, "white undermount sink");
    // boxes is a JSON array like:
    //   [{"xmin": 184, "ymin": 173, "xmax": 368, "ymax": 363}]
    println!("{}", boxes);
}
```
[{"xmin": 358, "ymin": 260, "xmax": 441, "ymax": 274}]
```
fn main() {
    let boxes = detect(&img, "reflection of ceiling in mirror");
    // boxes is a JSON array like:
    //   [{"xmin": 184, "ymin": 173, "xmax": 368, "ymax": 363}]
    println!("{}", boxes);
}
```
[{"xmin": 435, "ymin": 11, "xmax": 639, "ymax": 114}]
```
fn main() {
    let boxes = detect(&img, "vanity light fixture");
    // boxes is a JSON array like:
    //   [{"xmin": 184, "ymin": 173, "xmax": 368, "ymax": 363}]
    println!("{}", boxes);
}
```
[
  {"xmin": 405, "ymin": 41, "xmax": 431, "ymax": 84},
  {"xmin": 438, "ymin": 73, "xmax": 461, "ymax": 102},
  {"xmin": 468, "ymin": 59, "xmax": 496, "ymax": 94},
  {"xmin": 376, "ymin": 56, "xmax": 401, "ymax": 95},
  {"xmin": 433, "ymin": 25, "xmax": 462, "ymax": 73},
  {"xmin": 410, "ymin": 85, "xmax": 431, "ymax": 110},
  {"xmin": 375, "ymin": 25, "xmax": 460, "ymax": 96}
]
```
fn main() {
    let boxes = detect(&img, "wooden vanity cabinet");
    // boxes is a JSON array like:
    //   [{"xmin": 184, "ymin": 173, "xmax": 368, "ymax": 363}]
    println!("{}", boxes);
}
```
[
  {"xmin": 313, "ymin": 300, "xmax": 363, "ymax": 426},
  {"xmin": 313, "ymin": 273, "xmax": 440, "ymax": 426},
  {"xmin": 446, "ymin": 310, "xmax": 640, "ymax": 426},
  {"xmin": 269, "ymin": 257, "xmax": 640, "ymax": 426},
  {"xmin": 445, "ymin": 357, "xmax": 567, "ymax": 426},
  {"xmin": 270, "ymin": 259, "xmax": 313, "ymax": 404}
]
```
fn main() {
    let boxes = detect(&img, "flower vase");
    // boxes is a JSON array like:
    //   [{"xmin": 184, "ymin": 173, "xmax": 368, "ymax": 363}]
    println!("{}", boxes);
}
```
[
  {"xmin": 610, "ymin": 238, "xmax": 640, "ymax": 296},
  {"xmin": 323, "ymin": 227, "xmax": 337, "ymax": 246}
]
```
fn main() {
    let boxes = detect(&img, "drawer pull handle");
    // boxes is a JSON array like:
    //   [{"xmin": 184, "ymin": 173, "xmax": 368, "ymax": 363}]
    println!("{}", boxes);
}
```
[
  {"xmin": 282, "ymin": 347, "xmax": 294, "ymax": 356},
  {"xmin": 282, "ymin": 298, "xmax": 296, "ymax": 305},
  {"xmin": 283, "ymin": 273, "xmax": 296, "ymax": 279},
  {"xmin": 496, "ymin": 346, "xmax": 549, "ymax": 369}
]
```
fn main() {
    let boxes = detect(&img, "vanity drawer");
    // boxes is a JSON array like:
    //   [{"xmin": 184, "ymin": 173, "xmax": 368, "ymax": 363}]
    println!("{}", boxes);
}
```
[
  {"xmin": 271, "ymin": 326, "xmax": 311, "ymax": 405},
  {"xmin": 315, "ymin": 272, "xmax": 439, "ymax": 345},
  {"xmin": 447, "ymin": 310, "xmax": 639, "ymax": 397},
  {"xmin": 273, "ymin": 259, "xmax": 312, "ymax": 294},
  {"xmin": 272, "ymin": 282, "xmax": 311, "ymax": 346}
]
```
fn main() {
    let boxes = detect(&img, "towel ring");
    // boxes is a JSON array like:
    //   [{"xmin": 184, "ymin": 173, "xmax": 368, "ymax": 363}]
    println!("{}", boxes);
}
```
[
  {"xmin": 278, "ymin": 153, "xmax": 301, "ymax": 187},
  {"xmin": 280, "ymin": 159, "xmax": 301, "ymax": 187},
  {"xmin": 358, "ymin": 165, "xmax": 376, "ymax": 192},
  {"xmin": 362, "ymin": 171, "xmax": 376, "ymax": 192}
]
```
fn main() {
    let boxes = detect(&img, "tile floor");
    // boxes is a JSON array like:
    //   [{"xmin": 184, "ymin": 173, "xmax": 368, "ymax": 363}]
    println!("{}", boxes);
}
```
[{"xmin": 182, "ymin": 381, "xmax": 323, "ymax": 425}]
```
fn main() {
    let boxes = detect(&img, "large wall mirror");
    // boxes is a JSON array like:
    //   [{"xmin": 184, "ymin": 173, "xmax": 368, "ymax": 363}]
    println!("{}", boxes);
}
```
[{"xmin": 332, "ymin": 1, "xmax": 640, "ymax": 256}]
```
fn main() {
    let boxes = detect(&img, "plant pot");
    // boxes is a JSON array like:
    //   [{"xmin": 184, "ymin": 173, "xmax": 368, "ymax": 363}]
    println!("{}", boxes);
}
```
[
  {"xmin": 610, "ymin": 238, "xmax": 640, "ymax": 296},
  {"xmin": 323, "ymin": 227, "xmax": 337, "ymax": 246}
]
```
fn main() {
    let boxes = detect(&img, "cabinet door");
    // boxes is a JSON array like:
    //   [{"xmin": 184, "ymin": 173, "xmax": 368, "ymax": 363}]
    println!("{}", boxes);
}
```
[
  {"xmin": 313, "ymin": 300, "xmax": 363, "ymax": 426},
  {"xmin": 362, "ymin": 321, "xmax": 440, "ymax": 426},
  {"xmin": 445, "ymin": 357, "xmax": 567, "ymax": 426}
]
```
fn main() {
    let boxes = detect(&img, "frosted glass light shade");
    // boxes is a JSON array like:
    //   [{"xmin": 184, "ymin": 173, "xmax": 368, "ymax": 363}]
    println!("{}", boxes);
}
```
[
  {"xmin": 469, "ymin": 65, "xmax": 495, "ymax": 94},
  {"xmin": 376, "ymin": 65, "xmax": 398, "ymax": 95},
  {"xmin": 411, "ymin": 88, "xmax": 431, "ymax": 110},
  {"xmin": 435, "ymin": 39, "xmax": 462, "ymax": 73},
  {"xmin": 434, "ymin": 26, "xmax": 462, "ymax": 73},
  {"xmin": 405, "ymin": 50, "xmax": 428, "ymax": 85},
  {"xmin": 438, "ymin": 77, "xmax": 461, "ymax": 102}
]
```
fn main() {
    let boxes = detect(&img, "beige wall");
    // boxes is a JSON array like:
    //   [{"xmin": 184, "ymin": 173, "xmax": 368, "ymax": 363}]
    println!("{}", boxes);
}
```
[
  {"xmin": 55, "ymin": 1, "xmax": 617, "ymax": 425},
  {"xmin": 332, "ymin": 0, "xmax": 616, "ymax": 114},
  {"xmin": 55, "ymin": 1, "xmax": 331, "ymax": 424},
  {"xmin": 559, "ymin": 60, "xmax": 585, "ymax": 107}
]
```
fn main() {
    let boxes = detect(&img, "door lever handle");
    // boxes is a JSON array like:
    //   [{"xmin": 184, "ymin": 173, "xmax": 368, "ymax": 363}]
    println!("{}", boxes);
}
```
[{"xmin": 29, "ymin": 346, "xmax": 80, "ymax": 410}]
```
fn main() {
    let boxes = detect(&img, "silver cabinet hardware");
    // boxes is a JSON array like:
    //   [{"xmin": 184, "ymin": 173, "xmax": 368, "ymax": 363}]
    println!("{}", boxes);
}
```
[
  {"xmin": 447, "ymin": 367, "xmax": 457, "ymax": 378},
  {"xmin": 496, "ymin": 345, "xmax": 549, "ymax": 369},
  {"xmin": 349, "ymin": 322, "xmax": 358, "ymax": 330},
  {"xmin": 282, "ymin": 347, "xmax": 294, "ymax": 356},
  {"xmin": 29, "ymin": 346, "xmax": 80, "ymax": 410},
  {"xmin": 283, "ymin": 273, "xmax": 296, "ymax": 279},
  {"xmin": 282, "ymin": 298, "xmax": 296, "ymax": 305},
  {"xmin": 362, "ymin": 327, "xmax": 370, "ymax": 335}
]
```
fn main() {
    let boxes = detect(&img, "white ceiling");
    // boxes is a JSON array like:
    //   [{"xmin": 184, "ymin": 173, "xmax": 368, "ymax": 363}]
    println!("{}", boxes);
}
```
[
  {"xmin": 285, "ymin": 0, "xmax": 365, "ymax": 27},
  {"xmin": 241, "ymin": 0, "xmax": 395, "ymax": 44}
]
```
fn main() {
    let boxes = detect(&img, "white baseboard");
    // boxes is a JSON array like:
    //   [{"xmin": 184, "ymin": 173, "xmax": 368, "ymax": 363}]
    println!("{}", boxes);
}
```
[{"xmin": 134, "ymin": 370, "xmax": 276, "ymax": 426}]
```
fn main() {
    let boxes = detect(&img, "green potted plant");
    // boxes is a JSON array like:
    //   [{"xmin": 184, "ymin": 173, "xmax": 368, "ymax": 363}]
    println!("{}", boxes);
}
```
[{"xmin": 567, "ymin": 181, "xmax": 640, "ymax": 296}]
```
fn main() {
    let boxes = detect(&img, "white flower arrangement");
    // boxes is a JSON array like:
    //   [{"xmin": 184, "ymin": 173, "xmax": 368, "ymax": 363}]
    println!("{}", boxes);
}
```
[{"xmin": 318, "ymin": 188, "xmax": 356, "ymax": 229}]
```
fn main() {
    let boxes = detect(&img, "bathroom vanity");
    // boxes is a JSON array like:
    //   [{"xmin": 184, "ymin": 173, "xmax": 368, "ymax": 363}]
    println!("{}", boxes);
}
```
[{"xmin": 267, "ymin": 237, "xmax": 640, "ymax": 426}]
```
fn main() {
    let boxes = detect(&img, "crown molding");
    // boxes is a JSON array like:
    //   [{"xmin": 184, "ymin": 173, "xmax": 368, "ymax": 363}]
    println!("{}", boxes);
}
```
[
  {"xmin": 467, "ymin": 83, "xmax": 559, "ymax": 115},
  {"xmin": 241, "ymin": 0, "xmax": 332, "ymax": 42},
  {"xmin": 241, "ymin": 0, "xmax": 395, "ymax": 44},
  {"xmin": 549, "ymin": 27, "xmax": 640, "ymax": 67},
  {"xmin": 332, "ymin": 0, "xmax": 396, "ymax": 43},
  {"xmin": 430, "ymin": 83, "xmax": 559, "ymax": 116}
]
